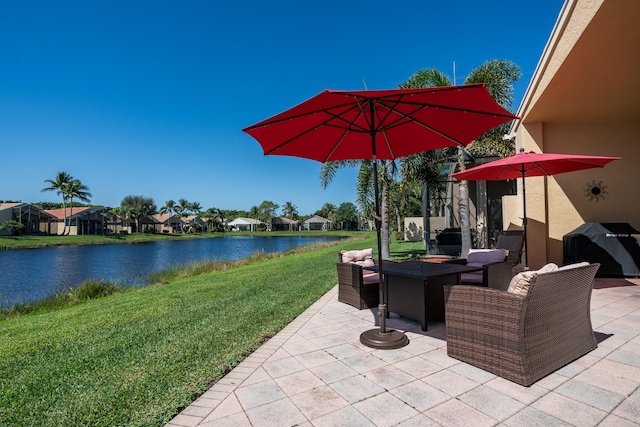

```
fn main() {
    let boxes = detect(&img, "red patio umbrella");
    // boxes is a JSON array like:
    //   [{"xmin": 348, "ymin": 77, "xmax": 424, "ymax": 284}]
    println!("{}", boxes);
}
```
[
  {"xmin": 243, "ymin": 84, "xmax": 518, "ymax": 349},
  {"xmin": 451, "ymin": 149, "xmax": 620, "ymax": 269}
]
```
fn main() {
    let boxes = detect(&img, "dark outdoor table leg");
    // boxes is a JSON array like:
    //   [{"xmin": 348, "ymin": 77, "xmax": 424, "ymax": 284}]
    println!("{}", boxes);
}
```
[{"xmin": 386, "ymin": 273, "xmax": 465, "ymax": 331}]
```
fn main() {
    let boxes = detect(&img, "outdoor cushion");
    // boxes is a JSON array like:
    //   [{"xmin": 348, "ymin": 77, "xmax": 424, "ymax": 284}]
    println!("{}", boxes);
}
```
[
  {"xmin": 362, "ymin": 273, "xmax": 380, "ymax": 285},
  {"xmin": 355, "ymin": 248, "xmax": 373, "ymax": 261},
  {"xmin": 558, "ymin": 261, "xmax": 591, "ymax": 270},
  {"xmin": 460, "ymin": 271, "xmax": 483, "ymax": 283},
  {"xmin": 340, "ymin": 250, "xmax": 358, "ymax": 263},
  {"xmin": 466, "ymin": 249, "xmax": 508, "ymax": 265},
  {"xmin": 340, "ymin": 248, "xmax": 373, "ymax": 263},
  {"xmin": 508, "ymin": 263, "xmax": 559, "ymax": 295},
  {"xmin": 354, "ymin": 259, "xmax": 375, "ymax": 267}
]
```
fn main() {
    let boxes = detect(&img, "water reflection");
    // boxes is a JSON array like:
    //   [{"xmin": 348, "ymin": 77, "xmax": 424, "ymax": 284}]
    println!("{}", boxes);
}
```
[{"xmin": 0, "ymin": 235, "xmax": 339, "ymax": 305}]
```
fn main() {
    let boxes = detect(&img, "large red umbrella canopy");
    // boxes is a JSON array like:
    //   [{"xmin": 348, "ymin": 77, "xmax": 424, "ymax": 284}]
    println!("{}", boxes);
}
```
[
  {"xmin": 451, "ymin": 151, "xmax": 620, "ymax": 181},
  {"xmin": 243, "ymin": 84, "xmax": 518, "ymax": 349},
  {"xmin": 243, "ymin": 84, "xmax": 518, "ymax": 162},
  {"xmin": 451, "ymin": 150, "xmax": 620, "ymax": 268}
]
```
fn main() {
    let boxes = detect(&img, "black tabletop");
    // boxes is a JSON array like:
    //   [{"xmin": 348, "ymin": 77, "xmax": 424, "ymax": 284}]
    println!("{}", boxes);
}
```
[{"xmin": 365, "ymin": 260, "xmax": 482, "ymax": 280}]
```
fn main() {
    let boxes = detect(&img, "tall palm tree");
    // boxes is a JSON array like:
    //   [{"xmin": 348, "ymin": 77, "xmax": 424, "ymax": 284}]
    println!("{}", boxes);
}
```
[
  {"xmin": 175, "ymin": 198, "xmax": 191, "ymax": 233},
  {"xmin": 321, "ymin": 159, "xmax": 397, "ymax": 259},
  {"xmin": 160, "ymin": 200, "xmax": 176, "ymax": 216},
  {"xmin": 42, "ymin": 171, "xmax": 73, "ymax": 235},
  {"xmin": 282, "ymin": 201, "xmax": 298, "ymax": 230},
  {"xmin": 64, "ymin": 179, "xmax": 92, "ymax": 235},
  {"xmin": 399, "ymin": 59, "xmax": 521, "ymax": 256}
]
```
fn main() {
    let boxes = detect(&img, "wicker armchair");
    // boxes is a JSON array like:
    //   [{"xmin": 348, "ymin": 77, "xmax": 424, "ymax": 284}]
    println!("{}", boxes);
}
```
[
  {"xmin": 337, "ymin": 250, "xmax": 379, "ymax": 310},
  {"xmin": 445, "ymin": 249, "xmax": 513, "ymax": 289},
  {"xmin": 496, "ymin": 230, "xmax": 526, "ymax": 268},
  {"xmin": 444, "ymin": 263, "xmax": 599, "ymax": 386}
]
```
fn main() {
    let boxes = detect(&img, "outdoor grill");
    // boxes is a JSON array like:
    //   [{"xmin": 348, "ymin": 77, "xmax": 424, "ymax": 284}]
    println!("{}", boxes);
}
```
[{"xmin": 563, "ymin": 223, "xmax": 640, "ymax": 277}]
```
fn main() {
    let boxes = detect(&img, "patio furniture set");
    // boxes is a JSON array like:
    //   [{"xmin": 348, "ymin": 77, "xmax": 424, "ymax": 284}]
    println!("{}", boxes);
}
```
[{"xmin": 336, "ymin": 231, "xmax": 601, "ymax": 386}]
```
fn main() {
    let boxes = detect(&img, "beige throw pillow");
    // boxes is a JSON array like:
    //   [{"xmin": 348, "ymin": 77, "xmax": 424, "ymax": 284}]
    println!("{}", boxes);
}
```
[{"xmin": 507, "ymin": 263, "xmax": 559, "ymax": 295}]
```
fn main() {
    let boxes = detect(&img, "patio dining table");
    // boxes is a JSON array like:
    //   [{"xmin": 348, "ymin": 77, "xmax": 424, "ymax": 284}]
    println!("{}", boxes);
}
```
[{"xmin": 366, "ymin": 261, "xmax": 483, "ymax": 331}]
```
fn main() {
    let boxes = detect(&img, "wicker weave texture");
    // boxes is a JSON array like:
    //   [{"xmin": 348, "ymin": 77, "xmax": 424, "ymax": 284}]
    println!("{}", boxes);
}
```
[
  {"xmin": 496, "ymin": 230, "xmax": 525, "ymax": 265},
  {"xmin": 445, "ymin": 257, "xmax": 514, "ymax": 289},
  {"xmin": 336, "ymin": 262, "xmax": 379, "ymax": 310},
  {"xmin": 444, "ymin": 263, "xmax": 599, "ymax": 386}
]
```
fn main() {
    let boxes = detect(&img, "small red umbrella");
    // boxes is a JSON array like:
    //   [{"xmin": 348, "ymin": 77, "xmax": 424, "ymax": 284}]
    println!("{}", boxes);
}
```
[
  {"xmin": 451, "ymin": 149, "xmax": 620, "ymax": 268},
  {"xmin": 244, "ymin": 84, "xmax": 518, "ymax": 349}
]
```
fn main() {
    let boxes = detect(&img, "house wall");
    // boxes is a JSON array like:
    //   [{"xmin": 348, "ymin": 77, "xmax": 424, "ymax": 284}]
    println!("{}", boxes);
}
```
[
  {"xmin": 507, "ymin": 0, "xmax": 640, "ymax": 269},
  {"xmin": 404, "ymin": 216, "xmax": 447, "ymax": 243},
  {"xmin": 512, "ymin": 120, "xmax": 639, "ymax": 269}
]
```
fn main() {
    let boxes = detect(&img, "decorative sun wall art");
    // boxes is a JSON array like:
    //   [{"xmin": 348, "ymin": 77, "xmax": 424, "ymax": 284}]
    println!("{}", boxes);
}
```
[{"xmin": 584, "ymin": 180, "xmax": 608, "ymax": 202}]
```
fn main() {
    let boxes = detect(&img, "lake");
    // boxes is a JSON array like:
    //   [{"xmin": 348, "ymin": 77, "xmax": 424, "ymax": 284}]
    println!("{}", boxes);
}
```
[{"xmin": 0, "ymin": 235, "xmax": 340, "ymax": 306}]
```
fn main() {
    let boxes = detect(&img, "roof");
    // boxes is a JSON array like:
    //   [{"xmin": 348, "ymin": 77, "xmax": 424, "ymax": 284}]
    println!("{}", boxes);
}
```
[
  {"xmin": 0, "ymin": 203, "xmax": 26, "ymax": 211},
  {"xmin": 302, "ymin": 215, "xmax": 330, "ymax": 223},
  {"xmin": 44, "ymin": 207, "xmax": 90, "ymax": 219},
  {"xmin": 228, "ymin": 217, "xmax": 263, "ymax": 225},
  {"xmin": 272, "ymin": 217, "xmax": 299, "ymax": 224},
  {"xmin": 510, "ymin": 0, "xmax": 640, "ymax": 136},
  {"xmin": 0, "ymin": 203, "xmax": 57, "ymax": 219},
  {"xmin": 152, "ymin": 213, "xmax": 180, "ymax": 223}
]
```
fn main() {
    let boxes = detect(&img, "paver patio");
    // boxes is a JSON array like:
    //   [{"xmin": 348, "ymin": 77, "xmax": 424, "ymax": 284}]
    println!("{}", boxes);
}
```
[{"xmin": 167, "ymin": 278, "xmax": 640, "ymax": 427}]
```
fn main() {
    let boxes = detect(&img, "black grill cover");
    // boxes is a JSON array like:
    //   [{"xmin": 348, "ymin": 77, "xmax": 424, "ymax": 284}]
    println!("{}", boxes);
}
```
[{"xmin": 563, "ymin": 223, "xmax": 640, "ymax": 277}]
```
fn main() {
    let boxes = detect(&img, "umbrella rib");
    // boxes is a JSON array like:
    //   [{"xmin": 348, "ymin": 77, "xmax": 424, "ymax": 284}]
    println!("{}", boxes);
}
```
[
  {"xmin": 262, "ymin": 104, "xmax": 369, "ymax": 155},
  {"xmin": 245, "ymin": 98, "xmax": 360, "ymax": 130}
]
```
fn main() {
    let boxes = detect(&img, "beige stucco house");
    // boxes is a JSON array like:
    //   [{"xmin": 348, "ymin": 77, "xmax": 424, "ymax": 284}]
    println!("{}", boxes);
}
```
[
  {"xmin": 504, "ymin": 0, "xmax": 640, "ymax": 269},
  {"xmin": 152, "ymin": 213, "xmax": 182, "ymax": 233},
  {"xmin": 0, "ymin": 203, "xmax": 55, "ymax": 235},
  {"xmin": 44, "ymin": 207, "xmax": 126, "ymax": 235}
]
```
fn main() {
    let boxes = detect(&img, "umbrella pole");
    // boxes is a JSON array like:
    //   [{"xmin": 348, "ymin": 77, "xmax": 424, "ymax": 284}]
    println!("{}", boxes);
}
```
[
  {"xmin": 360, "ymin": 129, "xmax": 409, "ymax": 349},
  {"xmin": 521, "ymin": 169, "xmax": 529, "ymax": 269}
]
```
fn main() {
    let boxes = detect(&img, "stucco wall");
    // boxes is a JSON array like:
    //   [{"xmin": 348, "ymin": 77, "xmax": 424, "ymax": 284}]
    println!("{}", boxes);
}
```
[{"xmin": 512, "ymin": 119, "xmax": 639, "ymax": 269}]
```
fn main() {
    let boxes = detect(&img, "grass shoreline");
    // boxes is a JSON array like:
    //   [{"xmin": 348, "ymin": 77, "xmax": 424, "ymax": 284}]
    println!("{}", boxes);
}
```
[
  {"xmin": 0, "ymin": 230, "xmax": 352, "ymax": 250},
  {"xmin": 0, "ymin": 234, "xmax": 427, "ymax": 426}
]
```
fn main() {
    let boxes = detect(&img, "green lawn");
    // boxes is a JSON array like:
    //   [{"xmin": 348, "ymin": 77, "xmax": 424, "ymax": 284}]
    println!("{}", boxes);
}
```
[{"xmin": 0, "ymin": 233, "xmax": 427, "ymax": 426}]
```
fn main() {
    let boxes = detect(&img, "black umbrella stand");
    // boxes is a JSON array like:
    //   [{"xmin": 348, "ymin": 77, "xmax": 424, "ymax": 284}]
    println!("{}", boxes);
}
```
[{"xmin": 359, "ymin": 127, "xmax": 409, "ymax": 349}]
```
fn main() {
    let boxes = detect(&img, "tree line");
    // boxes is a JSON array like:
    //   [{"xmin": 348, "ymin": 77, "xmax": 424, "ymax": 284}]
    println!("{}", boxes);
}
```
[
  {"xmin": 10, "ymin": 58, "xmax": 521, "ymax": 246},
  {"xmin": 27, "ymin": 176, "xmax": 363, "ymax": 234}
]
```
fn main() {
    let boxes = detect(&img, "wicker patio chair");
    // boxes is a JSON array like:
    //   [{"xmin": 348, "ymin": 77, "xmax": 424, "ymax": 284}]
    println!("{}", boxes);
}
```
[
  {"xmin": 496, "ymin": 230, "xmax": 525, "ymax": 265},
  {"xmin": 337, "ymin": 250, "xmax": 379, "ymax": 310},
  {"xmin": 444, "ymin": 262, "xmax": 600, "ymax": 386},
  {"xmin": 444, "ymin": 249, "xmax": 513, "ymax": 289}
]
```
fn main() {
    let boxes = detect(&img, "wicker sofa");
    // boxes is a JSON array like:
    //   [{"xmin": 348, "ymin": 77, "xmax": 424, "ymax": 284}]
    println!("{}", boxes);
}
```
[
  {"xmin": 444, "ymin": 262, "xmax": 600, "ymax": 386},
  {"xmin": 337, "ymin": 249, "xmax": 379, "ymax": 310}
]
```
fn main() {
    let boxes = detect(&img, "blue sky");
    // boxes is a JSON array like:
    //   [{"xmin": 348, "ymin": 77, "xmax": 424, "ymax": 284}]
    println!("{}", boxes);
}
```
[{"xmin": 1, "ymin": 1, "xmax": 563, "ymax": 215}]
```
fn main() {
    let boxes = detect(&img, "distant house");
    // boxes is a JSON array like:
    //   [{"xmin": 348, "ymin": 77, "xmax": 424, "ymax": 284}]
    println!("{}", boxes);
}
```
[
  {"xmin": 181, "ymin": 215, "xmax": 206, "ymax": 232},
  {"xmin": 271, "ymin": 217, "xmax": 299, "ymax": 231},
  {"xmin": 152, "ymin": 214, "xmax": 182, "ymax": 233},
  {"xmin": 44, "ymin": 207, "xmax": 120, "ymax": 235},
  {"xmin": 301, "ymin": 215, "xmax": 331, "ymax": 231},
  {"xmin": 228, "ymin": 217, "xmax": 263, "ymax": 232},
  {"xmin": 0, "ymin": 203, "xmax": 55, "ymax": 236}
]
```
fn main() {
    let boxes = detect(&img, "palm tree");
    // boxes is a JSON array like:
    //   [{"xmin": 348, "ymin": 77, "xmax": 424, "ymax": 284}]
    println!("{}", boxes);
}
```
[
  {"xmin": 160, "ymin": 200, "xmax": 176, "ymax": 216},
  {"xmin": 321, "ymin": 159, "xmax": 397, "ymax": 259},
  {"xmin": 202, "ymin": 207, "xmax": 224, "ymax": 232},
  {"xmin": 190, "ymin": 201, "xmax": 202, "ymax": 215},
  {"xmin": 399, "ymin": 59, "xmax": 521, "ymax": 256},
  {"xmin": 282, "ymin": 201, "xmax": 298, "ymax": 230},
  {"xmin": 175, "ymin": 198, "xmax": 191, "ymax": 233},
  {"xmin": 120, "ymin": 195, "xmax": 157, "ymax": 232},
  {"xmin": 64, "ymin": 179, "xmax": 92, "ymax": 235},
  {"xmin": 42, "ymin": 171, "xmax": 73, "ymax": 235}
]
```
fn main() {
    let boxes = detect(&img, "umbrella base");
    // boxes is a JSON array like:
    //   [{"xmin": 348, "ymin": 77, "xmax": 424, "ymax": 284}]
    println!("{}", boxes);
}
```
[{"xmin": 360, "ymin": 329, "xmax": 409, "ymax": 349}]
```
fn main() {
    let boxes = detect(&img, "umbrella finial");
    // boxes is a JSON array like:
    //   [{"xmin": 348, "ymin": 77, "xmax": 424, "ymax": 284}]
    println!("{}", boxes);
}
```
[{"xmin": 519, "ymin": 147, "xmax": 525, "ymax": 153}]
